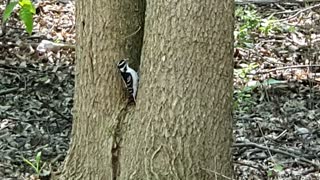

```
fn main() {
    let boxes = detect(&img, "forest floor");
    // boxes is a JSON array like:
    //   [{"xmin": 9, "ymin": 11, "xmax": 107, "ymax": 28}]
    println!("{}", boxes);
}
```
[{"xmin": 0, "ymin": 0, "xmax": 320, "ymax": 179}]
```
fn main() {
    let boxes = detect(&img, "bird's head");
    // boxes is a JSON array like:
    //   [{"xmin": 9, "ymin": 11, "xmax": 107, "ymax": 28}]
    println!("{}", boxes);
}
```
[{"xmin": 117, "ymin": 59, "xmax": 128, "ymax": 72}]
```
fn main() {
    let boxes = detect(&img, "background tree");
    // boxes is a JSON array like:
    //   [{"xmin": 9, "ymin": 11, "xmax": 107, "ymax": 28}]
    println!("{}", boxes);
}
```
[{"xmin": 61, "ymin": 0, "xmax": 234, "ymax": 179}]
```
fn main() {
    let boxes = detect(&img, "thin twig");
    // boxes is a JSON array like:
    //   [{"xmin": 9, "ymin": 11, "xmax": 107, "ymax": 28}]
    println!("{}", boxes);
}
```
[
  {"xmin": 0, "ymin": 87, "xmax": 19, "ymax": 96},
  {"xmin": 252, "ymin": 65, "xmax": 320, "ymax": 74},
  {"xmin": 277, "ymin": 3, "xmax": 320, "ymax": 22},
  {"xmin": 257, "ymin": 123, "xmax": 274, "ymax": 161},
  {"xmin": 123, "ymin": 26, "xmax": 141, "ymax": 39}
]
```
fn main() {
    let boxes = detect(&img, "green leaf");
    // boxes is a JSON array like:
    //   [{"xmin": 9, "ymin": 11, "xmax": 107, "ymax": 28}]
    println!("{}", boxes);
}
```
[
  {"xmin": 35, "ymin": 151, "xmax": 42, "ymax": 165},
  {"xmin": 35, "ymin": 152, "xmax": 42, "ymax": 174},
  {"xmin": 21, "ymin": 1, "xmax": 36, "ymax": 14},
  {"xmin": 2, "ymin": 1, "xmax": 18, "ymax": 23},
  {"xmin": 274, "ymin": 164, "xmax": 283, "ymax": 172},
  {"xmin": 288, "ymin": 26, "xmax": 296, "ymax": 33},
  {"xmin": 18, "ymin": 0, "xmax": 35, "ymax": 35},
  {"xmin": 19, "ymin": 0, "xmax": 35, "ymax": 13},
  {"xmin": 19, "ymin": 5, "xmax": 34, "ymax": 35}
]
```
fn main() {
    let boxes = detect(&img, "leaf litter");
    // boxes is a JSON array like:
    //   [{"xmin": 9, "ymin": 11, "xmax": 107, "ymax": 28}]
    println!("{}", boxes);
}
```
[
  {"xmin": 234, "ymin": 2, "xmax": 320, "ymax": 180},
  {"xmin": 0, "ymin": 0, "xmax": 74, "ymax": 179}
]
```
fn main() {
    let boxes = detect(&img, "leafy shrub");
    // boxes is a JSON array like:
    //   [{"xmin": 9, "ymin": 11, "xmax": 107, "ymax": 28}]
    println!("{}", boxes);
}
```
[{"xmin": 2, "ymin": 0, "xmax": 35, "ymax": 35}]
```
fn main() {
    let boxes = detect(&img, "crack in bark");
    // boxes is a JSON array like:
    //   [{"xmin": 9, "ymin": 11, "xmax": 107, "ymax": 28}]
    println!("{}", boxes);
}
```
[{"xmin": 111, "ymin": 106, "xmax": 128, "ymax": 180}]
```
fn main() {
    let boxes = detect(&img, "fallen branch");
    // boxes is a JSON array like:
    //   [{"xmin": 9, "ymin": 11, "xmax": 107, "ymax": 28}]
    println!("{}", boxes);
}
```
[{"xmin": 233, "ymin": 142, "xmax": 320, "ymax": 169}]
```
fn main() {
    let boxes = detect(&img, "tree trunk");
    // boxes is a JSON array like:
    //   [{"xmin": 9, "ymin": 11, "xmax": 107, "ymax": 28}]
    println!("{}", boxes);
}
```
[
  {"xmin": 61, "ymin": 0, "xmax": 144, "ymax": 179},
  {"xmin": 61, "ymin": 0, "xmax": 233, "ymax": 179},
  {"xmin": 120, "ymin": 1, "xmax": 234, "ymax": 179}
]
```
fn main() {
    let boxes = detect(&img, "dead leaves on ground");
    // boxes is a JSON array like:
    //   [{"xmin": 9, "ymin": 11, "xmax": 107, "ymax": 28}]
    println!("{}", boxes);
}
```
[{"xmin": 234, "ymin": 2, "xmax": 320, "ymax": 179}]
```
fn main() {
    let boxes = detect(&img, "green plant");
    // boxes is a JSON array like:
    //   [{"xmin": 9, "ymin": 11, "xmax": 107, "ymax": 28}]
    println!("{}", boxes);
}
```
[
  {"xmin": 233, "ymin": 78, "xmax": 286, "ymax": 111},
  {"xmin": 235, "ymin": 5, "xmax": 295, "ymax": 47},
  {"xmin": 287, "ymin": 25, "xmax": 296, "ymax": 33},
  {"xmin": 2, "ymin": 0, "xmax": 35, "ymax": 35},
  {"xmin": 235, "ymin": 5, "xmax": 261, "ymax": 47},
  {"xmin": 259, "ymin": 17, "xmax": 276, "ymax": 35},
  {"xmin": 233, "ymin": 86, "xmax": 255, "ymax": 112},
  {"xmin": 267, "ymin": 164, "xmax": 284, "ymax": 177},
  {"xmin": 233, "ymin": 63, "xmax": 258, "ymax": 111},
  {"xmin": 234, "ymin": 63, "xmax": 258, "ymax": 81},
  {"xmin": 22, "ymin": 151, "xmax": 45, "ymax": 175}
]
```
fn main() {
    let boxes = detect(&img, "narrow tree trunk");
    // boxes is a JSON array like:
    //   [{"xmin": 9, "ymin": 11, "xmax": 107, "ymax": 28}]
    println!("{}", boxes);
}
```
[
  {"xmin": 120, "ymin": 0, "xmax": 234, "ymax": 179},
  {"xmin": 61, "ymin": 0, "xmax": 144, "ymax": 179}
]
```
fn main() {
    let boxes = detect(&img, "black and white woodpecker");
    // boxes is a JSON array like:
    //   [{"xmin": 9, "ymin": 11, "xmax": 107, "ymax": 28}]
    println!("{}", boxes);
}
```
[{"xmin": 117, "ymin": 59, "xmax": 139, "ymax": 103}]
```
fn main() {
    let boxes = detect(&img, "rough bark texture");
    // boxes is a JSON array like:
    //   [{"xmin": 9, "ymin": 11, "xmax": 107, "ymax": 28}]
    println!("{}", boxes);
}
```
[
  {"xmin": 61, "ymin": 0, "xmax": 144, "ymax": 179},
  {"xmin": 120, "ymin": 0, "xmax": 234, "ymax": 179}
]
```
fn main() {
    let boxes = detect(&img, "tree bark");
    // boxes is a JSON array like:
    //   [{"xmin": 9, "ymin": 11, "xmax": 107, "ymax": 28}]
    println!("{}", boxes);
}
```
[
  {"xmin": 61, "ymin": 0, "xmax": 144, "ymax": 179},
  {"xmin": 61, "ymin": 0, "xmax": 233, "ymax": 179},
  {"xmin": 120, "ymin": 0, "xmax": 234, "ymax": 179}
]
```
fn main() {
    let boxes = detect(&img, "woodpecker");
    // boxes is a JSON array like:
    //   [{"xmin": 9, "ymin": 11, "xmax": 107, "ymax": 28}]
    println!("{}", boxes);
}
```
[{"xmin": 117, "ymin": 59, "xmax": 139, "ymax": 103}]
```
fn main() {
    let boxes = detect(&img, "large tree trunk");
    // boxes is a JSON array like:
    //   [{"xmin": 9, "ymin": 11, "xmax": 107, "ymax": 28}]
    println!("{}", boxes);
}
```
[
  {"xmin": 120, "ymin": 1, "xmax": 234, "ymax": 179},
  {"xmin": 61, "ymin": 0, "xmax": 233, "ymax": 179},
  {"xmin": 61, "ymin": 0, "xmax": 144, "ymax": 179}
]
